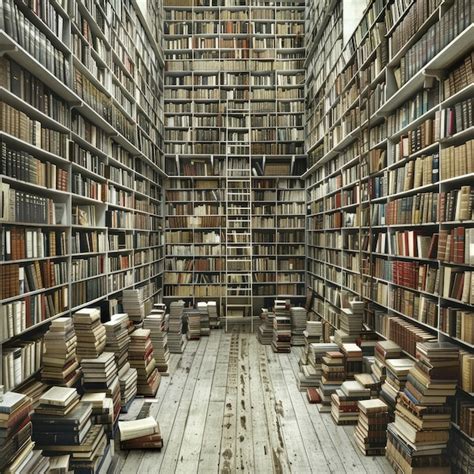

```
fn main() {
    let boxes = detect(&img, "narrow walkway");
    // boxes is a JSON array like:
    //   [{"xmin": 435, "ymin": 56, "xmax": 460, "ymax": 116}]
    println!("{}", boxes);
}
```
[{"xmin": 115, "ymin": 330, "xmax": 394, "ymax": 473}]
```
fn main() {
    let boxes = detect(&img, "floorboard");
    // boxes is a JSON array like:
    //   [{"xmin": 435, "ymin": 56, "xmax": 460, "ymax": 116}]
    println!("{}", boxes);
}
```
[{"xmin": 116, "ymin": 330, "xmax": 395, "ymax": 474}]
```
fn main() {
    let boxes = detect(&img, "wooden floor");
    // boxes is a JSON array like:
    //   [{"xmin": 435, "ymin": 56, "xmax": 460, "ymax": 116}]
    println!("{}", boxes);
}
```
[{"xmin": 115, "ymin": 330, "xmax": 394, "ymax": 474}]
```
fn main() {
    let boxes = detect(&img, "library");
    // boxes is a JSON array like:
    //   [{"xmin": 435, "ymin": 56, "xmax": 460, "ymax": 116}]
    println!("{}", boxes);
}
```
[{"xmin": 0, "ymin": 0, "xmax": 472, "ymax": 472}]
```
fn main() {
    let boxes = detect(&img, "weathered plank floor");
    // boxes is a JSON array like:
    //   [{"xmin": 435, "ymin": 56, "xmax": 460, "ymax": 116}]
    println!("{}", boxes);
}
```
[{"xmin": 114, "ymin": 330, "xmax": 394, "ymax": 474}]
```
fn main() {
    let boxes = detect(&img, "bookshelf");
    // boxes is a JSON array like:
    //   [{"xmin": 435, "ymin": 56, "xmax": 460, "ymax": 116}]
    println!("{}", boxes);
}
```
[
  {"xmin": 163, "ymin": 0, "xmax": 306, "ymax": 328},
  {"xmin": 0, "ymin": 0, "xmax": 165, "ymax": 392},
  {"xmin": 304, "ymin": 0, "xmax": 474, "ymax": 409}
]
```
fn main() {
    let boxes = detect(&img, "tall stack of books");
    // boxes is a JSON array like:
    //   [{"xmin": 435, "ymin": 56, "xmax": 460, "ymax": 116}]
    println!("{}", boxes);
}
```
[
  {"xmin": 272, "ymin": 314, "xmax": 292, "ymax": 353},
  {"xmin": 72, "ymin": 308, "xmax": 106, "ymax": 361},
  {"xmin": 42, "ymin": 318, "xmax": 81, "ymax": 387},
  {"xmin": 129, "ymin": 329, "xmax": 161, "ymax": 396},
  {"xmin": 372, "ymin": 340, "xmax": 402, "ymax": 388},
  {"xmin": 186, "ymin": 309, "xmax": 201, "ymax": 340},
  {"xmin": 290, "ymin": 306, "xmax": 307, "ymax": 346},
  {"xmin": 299, "ymin": 320, "xmax": 322, "ymax": 366},
  {"xmin": 197, "ymin": 302, "xmax": 210, "ymax": 336},
  {"xmin": 81, "ymin": 393, "xmax": 114, "ymax": 438},
  {"xmin": 380, "ymin": 358, "xmax": 415, "ymax": 416},
  {"xmin": 168, "ymin": 301, "xmax": 185, "ymax": 353},
  {"xmin": 0, "ymin": 391, "xmax": 47, "ymax": 473},
  {"xmin": 334, "ymin": 301, "xmax": 364, "ymax": 345},
  {"xmin": 143, "ymin": 311, "xmax": 170, "ymax": 374},
  {"xmin": 81, "ymin": 352, "xmax": 121, "ymax": 427},
  {"xmin": 341, "ymin": 343, "xmax": 363, "ymax": 379},
  {"xmin": 207, "ymin": 301, "xmax": 220, "ymax": 328},
  {"xmin": 331, "ymin": 380, "xmax": 371, "ymax": 425},
  {"xmin": 122, "ymin": 289, "xmax": 146, "ymax": 325},
  {"xmin": 31, "ymin": 387, "xmax": 110, "ymax": 472},
  {"xmin": 257, "ymin": 308, "xmax": 274, "ymax": 345},
  {"xmin": 386, "ymin": 342, "xmax": 460, "ymax": 473},
  {"xmin": 354, "ymin": 399, "xmax": 389, "ymax": 456},
  {"xmin": 318, "ymin": 351, "xmax": 345, "ymax": 410},
  {"xmin": 118, "ymin": 416, "xmax": 163, "ymax": 450}
]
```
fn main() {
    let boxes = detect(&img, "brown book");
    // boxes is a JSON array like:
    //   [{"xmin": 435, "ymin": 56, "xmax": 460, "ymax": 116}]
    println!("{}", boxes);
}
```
[{"xmin": 306, "ymin": 388, "xmax": 321, "ymax": 404}]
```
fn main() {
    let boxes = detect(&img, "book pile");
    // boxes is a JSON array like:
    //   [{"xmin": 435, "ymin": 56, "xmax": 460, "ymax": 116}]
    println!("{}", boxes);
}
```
[
  {"xmin": 186, "ymin": 309, "xmax": 201, "ymax": 340},
  {"xmin": 42, "ymin": 317, "xmax": 81, "ymax": 387},
  {"xmin": 168, "ymin": 301, "xmax": 185, "ymax": 353},
  {"xmin": 122, "ymin": 289, "xmax": 146, "ymax": 324},
  {"xmin": 32, "ymin": 386, "xmax": 110, "ymax": 472},
  {"xmin": 272, "ymin": 314, "xmax": 292, "ymax": 353},
  {"xmin": 81, "ymin": 393, "xmax": 114, "ymax": 438},
  {"xmin": 119, "ymin": 416, "xmax": 163, "ymax": 450},
  {"xmin": 197, "ymin": 302, "xmax": 210, "ymax": 336},
  {"xmin": 47, "ymin": 455, "xmax": 70, "ymax": 473},
  {"xmin": 386, "ymin": 342, "xmax": 460, "ymax": 474},
  {"xmin": 341, "ymin": 343, "xmax": 363, "ymax": 379},
  {"xmin": 72, "ymin": 308, "xmax": 106, "ymax": 361},
  {"xmin": 330, "ymin": 380, "xmax": 370, "ymax": 425},
  {"xmin": 354, "ymin": 372, "xmax": 380, "ymax": 398},
  {"xmin": 354, "ymin": 399, "xmax": 389, "ymax": 456},
  {"xmin": 0, "ymin": 391, "xmax": 47, "ymax": 473},
  {"xmin": 118, "ymin": 362, "xmax": 138, "ymax": 411},
  {"xmin": 17, "ymin": 379, "xmax": 48, "ymax": 408},
  {"xmin": 372, "ymin": 340, "xmax": 402, "ymax": 387},
  {"xmin": 297, "ymin": 365, "xmax": 319, "ymax": 392},
  {"xmin": 104, "ymin": 313, "xmax": 131, "ymax": 371},
  {"xmin": 257, "ymin": 308, "xmax": 274, "ymax": 345},
  {"xmin": 340, "ymin": 301, "xmax": 364, "ymax": 337},
  {"xmin": 318, "ymin": 351, "xmax": 345, "ymax": 409},
  {"xmin": 81, "ymin": 352, "xmax": 121, "ymax": 425},
  {"xmin": 380, "ymin": 358, "xmax": 415, "ymax": 415},
  {"xmin": 299, "ymin": 320, "xmax": 322, "ymax": 366},
  {"xmin": 143, "ymin": 311, "xmax": 170, "ymax": 374},
  {"xmin": 129, "ymin": 329, "xmax": 160, "ymax": 396},
  {"xmin": 290, "ymin": 306, "xmax": 307, "ymax": 346},
  {"xmin": 207, "ymin": 301, "xmax": 220, "ymax": 328}
]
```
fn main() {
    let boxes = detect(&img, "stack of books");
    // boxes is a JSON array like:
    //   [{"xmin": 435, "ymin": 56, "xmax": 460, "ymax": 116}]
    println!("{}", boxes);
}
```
[
  {"xmin": 272, "ymin": 314, "xmax": 292, "ymax": 353},
  {"xmin": 168, "ymin": 300, "xmax": 185, "ymax": 353},
  {"xmin": 119, "ymin": 417, "xmax": 163, "ymax": 450},
  {"xmin": 354, "ymin": 372, "xmax": 380, "ymax": 398},
  {"xmin": 257, "ymin": 308, "xmax": 274, "ymax": 345},
  {"xmin": 387, "ymin": 342, "xmax": 460, "ymax": 473},
  {"xmin": 42, "ymin": 318, "xmax": 81, "ymax": 387},
  {"xmin": 372, "ymin": 340, "xmax": 402, "ymax": 387},
  {"xmin": 318, "ymin": 351, "xmax": 345, "ymax": 409},
  {"xmin": 330, "ymin": 380, "xmax": 371, "ymax": 425},
  {"xmin": 197, "ymin": 302, "xmax": 211, "ymax": 336},
  {"xmin": 143, "ymin": 311, "xmax": 170, "ymax": 374},
  {"xmin": 297, "ymin": 364, "xmax": 320, "ymax": 392},
  {"xmin": 341, "ymin": 343, "xmax": 363, "ymax": 379},
  {"xmin": 302, "ymin": 342, "xmax": 339, "ymax": 397},
  {"xmin": 380, "ymin": 358, "xmax": 415, "ymax": 415},
  {"xmin": 118, "ymin": 362, "xmax": 138, "ymax": 411},
  {"xmin": 354, "ymin": 399, "xmax": 389, "ymax": 456},
  {"xmin": 81, "ymin": 393, "xmax": 114, "ymax": 438},
  {"xmin": 186, "ymin": 309, "xmax": 202, "ymax": 340},
  {"xmin": 122, "ymin": 289, "xmax": 146, "ymax": 324},
  {"xmin": 72, "ymin": 308, "xmax": 106, "ymax": 361},
  {"xmin": 16, "ymin": 379, "xmax": 48, "ymax": 408},
  {"xmin": 47, "ymin": 455, "xmax": 70, "ymax": 473},
  {"xmin": 0, "ymin": 391, "xmax": 47, "ymax": 473},
  {"xmin": 129, "ymin": 329, "xmax": 160, "ymax": 396},
  {"xmin": 104, "ymin": 313, "xmax": 131, "ymax": 372},
  {"xmin": 81, "ymin": 352, "xmax": 121, "ymax": 426},
  {"xmin": 290, "ymin": 307, "xmax": 307, "ymax": 346},
  {"xmin": 338, "ymin": 301, "xmax": 364, "ymax": 342},
  {"xmin": 299, "ymin": 320, "xmax": 322, "ymax": 367},
  {"xmin": 207, "ymin": 301, "xmax": 220, "ymax": 328}
]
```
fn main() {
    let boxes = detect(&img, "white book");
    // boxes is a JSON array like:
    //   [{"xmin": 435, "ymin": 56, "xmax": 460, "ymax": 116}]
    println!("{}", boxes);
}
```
[
  {"xmin": 118, "ymin": 416, "xmax": 158, "ymax": 441},
  {"xmin": 40, "ymin": 386, "xmax": 77, "ymax": 407}
]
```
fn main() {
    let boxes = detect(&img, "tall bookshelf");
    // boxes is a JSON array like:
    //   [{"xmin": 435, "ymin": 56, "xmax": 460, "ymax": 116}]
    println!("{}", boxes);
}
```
[
  {"xmin": 0, "ymin": 0, "xmax": 165, "ymax": 392},
  {"xmin": 163, "ymin": 0, "xmax": 306, "ymax": 327},
  {"xmin": 304, "ymin": 0, "xmax": 473, "ymax": 440}
]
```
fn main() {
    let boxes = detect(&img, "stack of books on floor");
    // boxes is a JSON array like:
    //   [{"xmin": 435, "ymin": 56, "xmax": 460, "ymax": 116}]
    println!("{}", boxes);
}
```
[
  {"xmin": 122, "ymin": 289, "xmax": 146, "ymax": 325},
  {"xmin": 197, "ymin": 302, "xmax": 211, "ymax": 336},
  {"xmin": 297, "ymin": 364, "xmax": 320, "ymax": 392},
  {"xmin": 118, "ymin": 417, "xmax": 163, "ymax": 450},
  {"xmin": 330, "ymin": 380, "xmax": 370, "ymax": 425},
  {"xmin": 32, "ymin": 386, "xmax": 110, "ymax": 473},
  {"xmin": 372, "ymin": 341, "xmax": 402, "ymax": 388},
  {"xmin": 299, "ymin": 320, "xmax": 322, "ymax": 367},
  {"xmin": 42, "ymin": 318, "xmax": 81, "ymax": 387},
  {"xmin": 341, "ymin": 343, "xmax": 363, "ymax": 379},
  {"xmin": 386, "ymin": 342, "xmax": 460, "ymax": 473},
  {"xmin": 354, "ymin": 372, "xmax": 380, "ymax": 398},
  {"xmin": 129, "ymin": 329, "xmax": 160, "ymax": 396},
  {"xmin": 290, "ymin": 307, "xmax": 307, "ymax": 346},
  {"xmin": 305, "ymin": 342, "xmax": 339, "ymax": 396},
  {"xmin": 336, "ymin": 301, "xmax": 364, "ymax": 345},
  {"xmin": 81, "ymin": 393, "xmax": 114, "ymax": 439},
  {"xmin": 257, "ymin": 308, "xmax": 274, "ymax": 345},
  {"xmin": 354, "ymin": 399, "xmax": 389, "ymax": 456},
  {"xmin": 207, "ymin": 301, "xmax": 220, "ymax": 328},
  {"xmin": 72, "ymin": 308, "xmax": 106, "ymax": 361},
  {"xmin": 380, "ymin": 358, "xmax": 415, "ymax": 416},
  {"xmin": 143, "ymin": 311, "xmax": 170, "ymax": 374},
  {"xmin": 0, "ymin": 391, "xmax": 47, "ymax": 473},
  {"xmin": 168, "ymin": 301, "xmax": 185, "ymax": 353},
  {"xmin": 81, "ymin": 352, "xmax": 121, "ymax": 426},
  {"xmin": 318, "ymin": 351, "xmax": 345, "ymax": 409},
  {"xmin": 17, "ymin": 379, "xmax": 48, "ymax": 408},
  {"xmin": 272, "ymin": 313, "xmax": 292, "ymax": 353},
  {"xmin": 186, "ymin": 309, "xmax": 201, "ymax": 340},
  {"xmin": 118, "ymin": 361, "xmax": 138, "ymax": 412}
]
